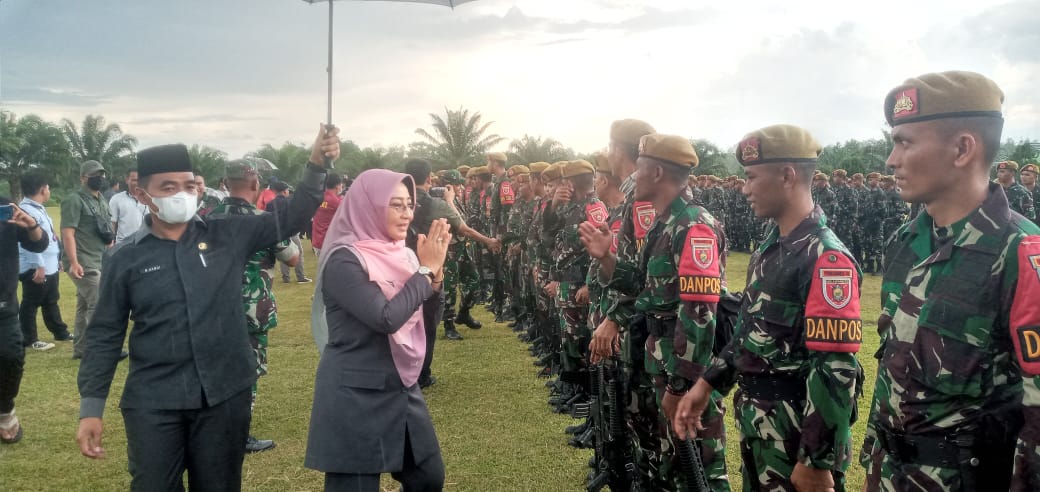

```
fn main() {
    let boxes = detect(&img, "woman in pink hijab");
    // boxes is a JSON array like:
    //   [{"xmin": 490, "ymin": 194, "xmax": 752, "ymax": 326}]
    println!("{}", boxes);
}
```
[{"xmin": 305, "ymin": 169, "xmax": 451, "ymax": 492}]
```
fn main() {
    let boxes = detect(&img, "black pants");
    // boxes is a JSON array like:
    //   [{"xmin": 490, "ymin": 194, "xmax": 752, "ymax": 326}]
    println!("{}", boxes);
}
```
[
  {"xmin": 0, "ymin": 311, "xmax": 23, "ymax": 414},
  {"xmin": 419, "ymin": 313, "xmax": 437, "ymax": 385},
  {"xmin": 18, "ymin": 271, "xmax": 70, "ymax": 345},
  {"xmin": 323, "ymin": 430, "xmax": 444, "ymax": 492},
  {"xmin": 121, "ymin": 388, "xmax": 251, "ymax": 492}
]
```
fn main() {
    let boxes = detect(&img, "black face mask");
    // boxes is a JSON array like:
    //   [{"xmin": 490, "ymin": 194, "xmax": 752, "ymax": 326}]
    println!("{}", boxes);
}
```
[{"xmin": 86, "ymin": 176, "xmax": 105, "ymax": 191}]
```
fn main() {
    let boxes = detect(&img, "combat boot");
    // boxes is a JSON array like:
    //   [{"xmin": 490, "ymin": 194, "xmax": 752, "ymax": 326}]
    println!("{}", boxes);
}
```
[
  {"xmin": 444, "ymin": 320, "xmax": 463, "ymax": 341},
  {"xmin": 457, "ymin": 309, "xmax": 482, "ymax": 329}
]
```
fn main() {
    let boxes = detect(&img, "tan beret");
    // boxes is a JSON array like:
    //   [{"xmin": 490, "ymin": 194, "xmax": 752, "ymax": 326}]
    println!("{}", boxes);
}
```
[
  {"xmin": 457, "ymin": 165, "xmax": 471, "ymax": 175},
  {"xmin": 881, "ymin": 175, "xmax": 896, "ymax": 183},
  {"xmin": 507, "ymin": 165, "xmax": 530, "ymax": 177},
  {"xmin": 610, "ymin": 119, "xmax": 656, "ymax": 147},
  {"xmin": 997, "ymin": 160, "xmax": 1019, "ymax": 171},
  {"xmin": 486, "ymin": 152, "xmax": 508, "ymax": 164},
  {"xmin": 467, "ymin": 166, "xmax": 491, "ymax": 178},
  {"xmin": 867, "ymin": 172, "xmax": 882, "ymax": 179},
  {"xmin": 1022, "ymin": 163, "xmax": 1039, "ymax": 174},
  {"xmin": 528, "ymin": 162, "xmax": 549, "ymax": 174},
  {"xmin": 852, "ymin": 173, "xmax": 864, "ymax": 179},
  {"xmin": 737, "ymin": 124, "xmax": 821, "ymax": 166},
  {"xmin": 592, "ymin": 152, "xmax": 611, "ymax": 173},
  {"xmin": 832, "ymin": 169, "xmax": 847, "ymax": 177},
  {"xmin": 638, "ymin": 134, "xmax": 699, "ymax": 168},
  {"xmin": 884, "ymin": 71, "xmax": 1003, "ymax": 127},
  {"xmin": 813, "ymin": 172, "xmax": 828, "ymax": 180},
  {"xmin": 542, "ymin": 162, "xmax": 565, "ymax": 181},
  {"xmin": 564, "ymin": 160, "xmax": 596, "ymax": 178}
]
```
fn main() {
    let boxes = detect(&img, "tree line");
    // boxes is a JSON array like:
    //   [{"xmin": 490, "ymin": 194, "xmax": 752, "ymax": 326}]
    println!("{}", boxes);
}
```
[{"xmin": 3, "ymin": 108, "xmax": 1037, "ymax": 202}]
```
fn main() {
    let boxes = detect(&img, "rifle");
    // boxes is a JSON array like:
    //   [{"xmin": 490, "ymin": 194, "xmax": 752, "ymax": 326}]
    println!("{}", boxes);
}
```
[
  {"xmin": 587, "ymin": 359, "xmax": 640, "ymax": 492},
  {"xmin": 675, "ymin": 436, "xmax": 709, "ymax": 492}
]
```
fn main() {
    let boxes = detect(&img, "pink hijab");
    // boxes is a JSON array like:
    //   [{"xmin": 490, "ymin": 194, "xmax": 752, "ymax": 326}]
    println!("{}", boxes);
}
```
[{"xmin": 313, "ymin": 169, "xmax": 425, "ymax": 387}]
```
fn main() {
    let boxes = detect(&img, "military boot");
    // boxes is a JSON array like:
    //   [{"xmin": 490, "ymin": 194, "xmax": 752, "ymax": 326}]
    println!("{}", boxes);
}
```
[
  {"xmin": 444, "ymin": 320, "xmax": 463, "ymax": 341},
  {"xmin": 457, "ymin": 309, "xmax": 482, "ymax": 329}
]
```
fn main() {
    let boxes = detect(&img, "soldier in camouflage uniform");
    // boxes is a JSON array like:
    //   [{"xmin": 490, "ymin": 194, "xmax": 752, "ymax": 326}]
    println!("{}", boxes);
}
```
[
  {"xmin": 531, "ymin": 163, "xmax": 565, "ymax": 372},
  {"xmin": 207, "ymin": 160, "xmax": 300, "ymax": 454},
  {"xmin": 812, "ymin": 172, "xmax": 838, "ymax": 221},
  {"xmin": 543, "ymin": 161, "xmax": 608, "ymax": 412},
  {"xmin": 462, "ymin": 167, "xmax": 487, "ymax": 325},
  {"xmin": 859, "ymin": 172, "xmax": 888, "ymax": 274},
  {"xmin": 676, "ymin": 124, "xmax": 864, "ymax": 492},
  {"xmin": 487, "ymin": 152, "xmax": 514, "ymax": 321},
  {"xmin": 583, "ymin": 134, "xmax": 730, "ymax": 491},
  {"xmin": 438, "ymin": 169, "xmax": 477, "ymax": 339},
  {"xmin": 502, "ymin": 165, "xmax": 535, "ymax": 328},
  {"xmin": 1022, "ymin": 163, "xmax": 1040, "ymax": 226},
  {"xmin": 860, "ymin": 70, "xmax": 1040, "ymax": 492},
  {"xmin": 830, "ymin": 169, "xmax": 859, "ymax": 249},
  {"xmin": 516, "ymin": 162, "xmax": 549, "ymax": 339},
  {"xmin": 731, "ymin": 178, "xmax": 754, "ymax": 253},
  {"xmin": 879, "ymin": 175, "xmax": 909, "ymax": 243},
  {"xmin": 996, "ymin": 160, "xmax": 1037, "ymax": 222},
  {"xmin": 469, "ymin": 167, "xmax": 496, "ymax": 304}
]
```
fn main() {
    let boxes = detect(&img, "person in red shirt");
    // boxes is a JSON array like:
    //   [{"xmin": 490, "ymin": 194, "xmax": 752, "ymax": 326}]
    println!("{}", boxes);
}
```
[
  {"xmin": 256, "ymin": 178, "xmax": 278, "ymax": 212},
  {"xmin": 312, "ymin": 173, "xmax": 344, "ymax": 254}
]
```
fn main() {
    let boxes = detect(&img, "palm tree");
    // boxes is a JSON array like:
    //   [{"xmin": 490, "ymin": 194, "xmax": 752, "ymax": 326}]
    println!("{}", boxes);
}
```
[
  {"xmin": 187, "ymin": 144, "xmax": 229, "ymax": 185},
  {"xmin": 61, "ymin": 114, "xmax": 138, "ymax": 179},
  {"xmin": 413, "ymin": 107, "xmax": 505, "ymax": 169},
  {"xmin": 0, "ymin": 111, "xmax": 72, "ymax": 201},
  {"xmin": 248, "ymin": 142, "xmax": 311, "ymax": 183},
  {"xmin": 507, "ymin": 135, "xmax": 574, "ymax": 164}
]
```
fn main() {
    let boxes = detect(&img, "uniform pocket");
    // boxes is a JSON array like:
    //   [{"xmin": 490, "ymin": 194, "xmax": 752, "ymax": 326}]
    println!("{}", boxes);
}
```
[{"xmin": 913, "ymin": 298, "xmax": 994, "ymax": 398}]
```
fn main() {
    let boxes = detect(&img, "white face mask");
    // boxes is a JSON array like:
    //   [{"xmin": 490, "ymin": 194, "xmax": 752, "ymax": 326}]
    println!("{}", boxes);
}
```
[{"xmin": 147, "ymin": 191, "xmax": 198, "ymax": 224}]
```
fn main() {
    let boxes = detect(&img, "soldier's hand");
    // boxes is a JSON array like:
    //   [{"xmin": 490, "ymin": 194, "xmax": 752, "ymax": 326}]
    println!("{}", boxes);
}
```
[
  {"xmin": 76, "ymin": 417, "xmax": 105, "ymax": 459},
  {"xmin": 552, "ymin": 187, "xmax": 571, "ymax": 206},
  {"xmin": 443, "ymin": 186, "xmax": 455, "ymax": 204},
  {"xmin": 578, "ymin": 221, "xmax": 612, "ymax": 259},
  {"xmin": 543, "ymin": 281, "xmax": 559, "ymax": 298},
  {"xmin": 661, "ymin": 390, "xmax": 682, "ymax": 424},
  {"xmin": 309, "ymin": 124, "xmax": 341, "ymax": 167},
  {"xmin": 791, "ymin": 463, "xmax": 835, "ymax": 492},
  {"xmin": 574, "ymin": 285, "xmax": 590, "ymax": 305},
  {"xmin": 674, "ymin": 379, "xmax": 712, "ymax": 439},
  {"xmin": 486, "ymin": 238, "xmax": 502, "ymax": 254},
  {"xmin": 589, "ymin": 319, "xmax": 620, "ymax": 363}
]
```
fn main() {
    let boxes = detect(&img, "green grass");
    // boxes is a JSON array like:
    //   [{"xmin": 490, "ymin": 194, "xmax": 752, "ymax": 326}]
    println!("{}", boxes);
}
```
[{"xmin": 0, "ymin": 209, "xmax": 880, "ymax": 490}]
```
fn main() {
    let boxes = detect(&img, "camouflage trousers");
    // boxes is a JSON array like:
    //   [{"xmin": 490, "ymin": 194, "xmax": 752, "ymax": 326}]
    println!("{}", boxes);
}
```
[
  {"xmin": 249, "ymin": 329, "xmax": 269, "ymax": 407},
  {"xmin": 556, "ymin": 281, "xmax": 590, "ymax": 373},
  {"xmin": 862, "ymin": 444, "xmax": 975, "ymax": 491},
  {"xmin": 506, "ymin": 250, "xmax": 523, "ymax": 317},
  {"xmin": 534, "ymin": 267, "xmax": 559, "ymax": 350},
  {"xmin": 733, "ymin": 390, "xmax": 848, "ymax": 492},
  {"xmin": 650, "ymin": 380, "xmax": 730, "ymax": 492},
  {"xmin": 445, "ymin": 243, "xmax": 479, "ymax": 323},
  {"xmin": 619, "ymin": 321, "xmax": 665, "ymax": 487},
  {"xmin": 860, "ymin": 227, "xmax": 884, "ymax": 272}
]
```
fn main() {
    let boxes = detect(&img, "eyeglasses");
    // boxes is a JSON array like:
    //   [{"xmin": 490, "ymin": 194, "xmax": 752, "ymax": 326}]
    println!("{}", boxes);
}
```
[{"xmin": 388, "ymin": 201, "xmax": 414, "ymax": 215}]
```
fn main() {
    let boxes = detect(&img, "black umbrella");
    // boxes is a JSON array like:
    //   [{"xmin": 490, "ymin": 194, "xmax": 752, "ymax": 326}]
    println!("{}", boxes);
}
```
[{"xmin": 300, "ymin": 0, "xmax": 478, "ymax": 131}]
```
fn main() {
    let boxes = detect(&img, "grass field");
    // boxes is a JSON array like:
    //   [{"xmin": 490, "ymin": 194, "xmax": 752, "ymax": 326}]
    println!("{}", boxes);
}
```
[{"xmin": 0, "ymin": 209, "xmax": 881, "ymax": 491}]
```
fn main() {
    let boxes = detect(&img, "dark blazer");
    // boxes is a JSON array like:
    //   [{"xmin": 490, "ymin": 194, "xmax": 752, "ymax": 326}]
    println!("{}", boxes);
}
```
[{"xmin": 305, "ymin": 248, "xmax": 444, "ymax": 474}]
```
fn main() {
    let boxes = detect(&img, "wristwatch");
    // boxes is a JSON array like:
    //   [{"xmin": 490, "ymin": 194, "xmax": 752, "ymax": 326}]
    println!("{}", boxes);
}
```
[{"xmin": 417, "ymin": 266, "xmax": 435, "ymax": 280}]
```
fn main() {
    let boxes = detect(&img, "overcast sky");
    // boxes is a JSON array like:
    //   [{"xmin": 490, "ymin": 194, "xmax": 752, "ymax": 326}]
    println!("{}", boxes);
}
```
[{"xmin": 2, "ymin": 0, "xmax": 1038, "ymax": 158}]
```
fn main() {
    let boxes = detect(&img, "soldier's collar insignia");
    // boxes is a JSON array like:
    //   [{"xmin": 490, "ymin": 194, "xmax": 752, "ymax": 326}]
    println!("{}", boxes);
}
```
[
  {"xmin": 198, "ymin": 242, "xmax": 208, "ymax": 251},
  {"xmin": 892, "ymin": 88, "xmax": 919, "ymax": 119},
  {"xmin": 740, "ymin": 137, "xmax": 761, "ymax": 163}
]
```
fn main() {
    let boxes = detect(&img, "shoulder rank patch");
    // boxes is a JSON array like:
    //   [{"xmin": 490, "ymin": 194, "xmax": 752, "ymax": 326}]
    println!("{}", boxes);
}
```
[
  {"xmin": 1011, "ymin": 236, "xmax": 1040, "ymax": 375},
  {"xmin": 609, "ymin": 218, "xmax": 621, "ymax": 254},
  {"xmin": 633, "ymin": 201, "xmax": 655, "ymax": 240},
  {"xmin": 804, "ymin": 251, "xmax": 862, "ymax": 353},
  {"xmin": 585, "ymin": 201, "xmax": 608, "ymax": 226},
  {"xmin": 678, "ymin": 223, "xmax": 721, "ymax": 303},
  {"xmin": 499, "ymin": 181, "xmax": 515, "ymax": 205}
]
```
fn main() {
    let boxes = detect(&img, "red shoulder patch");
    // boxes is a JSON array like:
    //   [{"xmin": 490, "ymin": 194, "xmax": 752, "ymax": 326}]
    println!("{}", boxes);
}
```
[
  {"xmin": 609, "ymin": 218, "xmax": 621, "ymax": 254},
  {"xmin": 633, "ymin": 201, "xmax": 655, "ymax": 240},
  {"xmin": 804, "ymin": 252, "xmax": 862, "ymax": 353},
  {"xmin": 678, "ymin": 224, "xmax": 721, "ymax": 303},
  {"xmin": 499, "ymin": 181, "xmax": 515, "ymax": 205},
  {"xmin": 1011, "ymin": 236, "xmax": 1040, "ymax": 375},
  {"xmin": 585, "ymin": 201, "xmax": 608, "ymax": 226}
]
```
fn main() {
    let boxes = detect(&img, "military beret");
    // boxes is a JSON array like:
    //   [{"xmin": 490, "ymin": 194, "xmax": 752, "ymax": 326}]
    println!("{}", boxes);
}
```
[
  {"xmin": 137, "ymin": 144, "xmax": 193, "ymax": 178},
  {"xmin": 852, "ymin": 173, "xmax": 864, "ymax": 179},
  {"xmin": 528, "ymin": 162, "xmax": 550, "ymax": 174},
  {"xmin": 225, "ymin": 159, "xmax": 261, "ymax": 180},
  {"xmin": 813, "ymin": 172, "xmax": 828, "ymax": 180},
  {"xmin": 832, "ymin": 169, "xmax": 847, "ymax": 177},
  {"xmin": 507, "ymin": 165, "xmax": 530, "ymax": 178},
  {"xmin": 564, "ymin": 160, "xmax": 596, "ymax": 178},
  {"xmin": 487, "ymin": 152, "xmax": 508, "ymax": 164},
  {"xmin": 884, "ymin": 70, "xmax": 1004, "ymax": 127},
  {"xmin": 710, "ymin": 175, "xmax": 723, "ymax": 183},
  {"xmin": 638, "ymin": 134, "xmax": 699, "ymax": 168},
  {"xmin": 881, "ymin": 175, "xmax": 896, "ymax": 183},
  {"xmin": 79, "ymin": 160, "xmax": 106, "ymax": 177},
  {"xmin": 867, "ymin": 172, "xmax": 882, "ymax": 179},
  {"xmin": 736, "ymin": 124, "xmax": 822, "ymax": 166},
  {"xmin": 997, "ymin": 160, "xmax": 1019, "ymax": 171},
  {"xmin": 438, "ymin": 169, "xmax": 465, "ymax": 185},
  {"xmin": 735, "ymin": 178, "xmax": 746, "ymax": 185},
  {"xmin": 457, "ymin": 165, "xmax": 471, "ymax": 176},
  {"xmin": 592, "ymin": 152, "xmax": 611, "ymax": 173},
  {"xmin": 610, "ymin": 119, "xmax": 656, "ymax": 147},
  {"xmin": 1022, "ymin": 163, "xmax": 1039, "ymax": 174},
  {"xmin": 467, "ymin": 166, "xmax": 491, "ymax": 178},
  {"xmin": 542, "ymin": 162, "xmax": 565, "ymax": 181}
]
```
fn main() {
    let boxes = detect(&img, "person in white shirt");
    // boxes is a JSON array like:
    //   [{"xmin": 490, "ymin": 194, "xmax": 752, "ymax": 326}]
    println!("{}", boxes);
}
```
[
  {"xmin": 108, "ymin": 168, "xmax": 149, "ymax": 243},
  {"xmin": 18, "ymin": 172, "xmax": 71, "ymax": 351}
]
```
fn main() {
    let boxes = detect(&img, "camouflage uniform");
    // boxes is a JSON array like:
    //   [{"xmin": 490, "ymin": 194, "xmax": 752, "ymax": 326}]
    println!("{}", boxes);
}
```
[
  {"xmin": 1004, "ymin": 182, "xmax": 1037, "ymax": 222},
  {"xmin": 702, "ymin": 207, "xmax": 863, "ymax": 492},
  {"xmin": 503, "ymin": 194, "xmax": 535, "ymax": 322},
  {"xmin": 813, "ymin": 184, "xmax": 838, "ymax": 222},
  {"xmin": 208, "ymin": 197, "xmax": 298, "ymax": 404},
  {"xmin": 860, "ymin": 185, "xmax": 888, "ymax": 273},
  {"xmin": 489, "ymin": 174, "xmax": 514, "ymax": 313},
  {"xmin": 607, "ymin": 187, "xmax": 730, "ymax": 491},
  {"xmin": 861, "ymin": 183, "xmax": 1040, "ymax": 491},
  {"xmin": 443, "ymin": 182, "xmax": 480, "ymax": 326},
  {"xmin": 882, "ymin": 187, "xmax": 909, "ymax": 242},
  {"xmin": 831, "ymin": 183, "xmax": 859, "ymax": 247}
]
